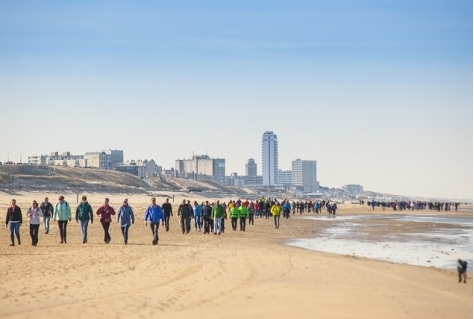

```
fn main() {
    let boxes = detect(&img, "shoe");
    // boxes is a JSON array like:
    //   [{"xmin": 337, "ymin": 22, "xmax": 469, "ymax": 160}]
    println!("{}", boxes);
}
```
[
  {"xmin": 60, "ymin": 240, "xmax": 64, "ymax": 244},
  {"xmin": 64, "ymin": 240, "xmax": 67, "ymax": 244},
  {"xmin": 83, "ymin": 240, "xmax": 87, "ymax": 244},
  {"xmin": 9, "ymin": 243, "xmax": 14, "ymax": 246},
  {"xmin": 18, "ymin": 239, "xmax": 21, "ymax": 245},
  {"xmin": 218, "ymin": 232, "xmax": 221, "ymax": 235},
  {"xmin": 214, "ymin": 232, "xmax": 217, "ymax": 235}
]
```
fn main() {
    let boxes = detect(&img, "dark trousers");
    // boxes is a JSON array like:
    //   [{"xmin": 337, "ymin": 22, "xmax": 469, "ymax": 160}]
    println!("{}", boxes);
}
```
[
  {"xmin": 203, "ymin": 217, "xmax": 210, "ymax": 234},
  {"xmin": 248, "ymin": 214, "xmax": 254, "ymax": 225},
  {"xmin": 231, "ymin": 217, "xmax": 238, "ymax": 230},
  {"xmin": 274, "ymin": 215, "xmax": 280, "ymax": 228},
  {"xmin": 180, "ymin": 216, "xmax": 191, "ymax": 233},
  {"xmin": 164, "ymin": 214, "xmax": 171, "ymax": 231},
  {"xmin": 239, "ymin": 217, "xmax": 246, "ymax": 231},
  {"xmin": 30, "ymin": 224, "xmax": 39, "ymax": 245},
  {"xmin": 150, "ymin": 222, "xmax": 159, "ymax": 242},
  {"xmin": 121, "ymin": 225, "xmax": 130, "ymax": 244},
  {"xmin": 221, "ymin": 218, "xmax": 225, "ymax": 233},
  {"xmin": 58, "ymin": 220, "xmax": 68, "ymax": 242},
  {"xmin": 102, "ymin": 222, "xmax": 111, "ymax": 243}
]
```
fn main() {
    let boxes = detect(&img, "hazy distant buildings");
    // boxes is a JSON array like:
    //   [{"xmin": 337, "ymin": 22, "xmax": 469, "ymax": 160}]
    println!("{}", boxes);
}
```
[
  {"xmin": 262, "ymin": 131, "xmax": 278, "ymax": 186},
  {"xmin": 343, "ymin": 184, "xmax": 364, "ymax": 194},
  {"xmin": 277, "ymin": 169, "xmax": 292, "ymax": 186},
  {"xmin": 175, "ymin": 155, "xmax": 226, "ymax": 184},
  {"xmin": 28, "ymin": 149, "xmax": 124, "ymax": 169},
  {"xmin": 245, "ymin": 158, "xmax": 257, "ymax": 177},
  {"xmin": 291, "ymin": 159, "xmax": 319, "ymax": 192}
]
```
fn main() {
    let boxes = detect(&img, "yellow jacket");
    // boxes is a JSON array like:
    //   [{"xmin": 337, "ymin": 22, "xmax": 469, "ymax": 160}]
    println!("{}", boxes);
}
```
[{"xmin": 271, "ymin": 204, "xmax": 281, "ymax": 216}]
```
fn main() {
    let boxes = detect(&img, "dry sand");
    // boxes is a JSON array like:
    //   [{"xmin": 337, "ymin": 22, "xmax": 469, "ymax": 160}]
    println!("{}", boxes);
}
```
[{"xmin": 0, "ymin": 192, "xmax": 472, "ymax": 319}]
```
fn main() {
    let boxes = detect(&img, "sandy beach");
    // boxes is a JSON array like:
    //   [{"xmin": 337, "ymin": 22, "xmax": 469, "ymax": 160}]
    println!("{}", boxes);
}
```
[{"xmin": 0, "ymin": 192, "xmax": 472, "ymax": 319}]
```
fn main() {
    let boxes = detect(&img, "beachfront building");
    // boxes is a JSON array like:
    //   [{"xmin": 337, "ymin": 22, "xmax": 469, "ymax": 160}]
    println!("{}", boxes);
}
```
[
  {"xmin": 291, "ymin": 159, "xmax": 319, "ymax": 192},
  {"xmin": 27, "ymin": 149, "xmax": 124, "ymax": 169},
  {"xmin": 343, "ymin": 184, "xmax": 364, "ymax": 194},
  {"xmin": 245, "ymin": 158, "xmax": 257, "ymax": 177},
  {"xmin": 27, "ymin": 155, "xmax": 47, "ymax": 165},
  {"xmin": 175, "ymin": 155, "xmax": 226, "ymax": 185},
  {"xmin": 116, "ymin": 161, "xmax": 146, "ymax": 178},
  {"xmin": 262, "ymin": 131, "xmax": 278, "ymax": 186},
  {"xmin": 277, "ymin": 169, "xmax": 292, "ymax": 187}
]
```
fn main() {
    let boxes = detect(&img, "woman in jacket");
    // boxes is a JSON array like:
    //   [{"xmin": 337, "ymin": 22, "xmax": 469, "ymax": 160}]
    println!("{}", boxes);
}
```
[
  {"xmin": 53, "ymin": 195, "xmax": 71, "ymax": 244},
  {"xmin": 117, "ymin": 198, "xmax": 134, "ymax": 245},
  {"xmin": 5, "ymin": 199, "xmax": 22, "ymax": 246},
  {"xmin": 27, "ymin": 200, "xmax": 43, "ymax": 246},
  {"xmin": 96, "ymin": 198, "xmax": 116, "ymax": 244}
]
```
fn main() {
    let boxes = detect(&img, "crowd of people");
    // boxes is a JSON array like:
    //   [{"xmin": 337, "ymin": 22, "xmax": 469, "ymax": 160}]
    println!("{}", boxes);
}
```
[
  {"xmin": 5, "ymin": 195, "xmax": 302, "ymax": 246},
  {"xmin": 359, "ymin": 200, "xmax": 461, "ymax": 212},
  {"xmin": 5, "ymin": 195, "xmax": 462, "ymax": 247}
]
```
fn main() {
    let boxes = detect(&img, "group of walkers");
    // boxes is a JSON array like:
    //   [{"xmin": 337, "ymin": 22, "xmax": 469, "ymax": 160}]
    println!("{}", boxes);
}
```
[
  {"xmin": 4, "ymin": 195, "xmax": 294, "ymax": 246},
  {"xmin": 360, "ymin": 200, "xmax": 461, "ymax": 212}
]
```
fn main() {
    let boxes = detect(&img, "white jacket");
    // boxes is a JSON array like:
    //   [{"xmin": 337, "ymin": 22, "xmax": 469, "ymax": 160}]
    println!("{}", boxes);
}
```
[{"xmin": 27, "ymin": 207, "xmax": 43, "ymax": 225}]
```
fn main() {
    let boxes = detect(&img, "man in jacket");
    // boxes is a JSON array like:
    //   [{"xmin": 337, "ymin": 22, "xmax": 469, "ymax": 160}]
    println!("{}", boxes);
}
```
[
  {"xmin": 54, "ymin": 195, "xmax": 71, "ymax": 244},
  {"xmin": 229, "ymin": 202, "xmax": 239, "ymax": 231},
  {"xmin": 202, "ymin": 201, "xmax": 213, "ymax": 234},
  {"xmin": 117, "ymin": 198, "xmax": 134, "ymax": 245},
  {"xmin": 40, "ymin": 197, "xmax": 54, "ymax": 234},
  {"xmin": 162, "ymin": 198, "xmax": 173, "ymax": 231},
  {"xmin": 238, "ymin": 203, "xmax": 249, "ymax": 232},
  {"xmin": 144, "ymin": 197, "xmax": 165, "ymax": 245},
  {"xmin": 76, "ymin": 195, "xmax": 93, "ymax": 244},
  {"xmin": 5, "ymin": 199, "xmax": 22, "ymax": 246},
  {"xmin": 212, "ymin": 200, "xmax": 224, "ymax": 235},
  {"xmin": 177, "ymin": 199, "xmax": 192, "ymax": 234}
]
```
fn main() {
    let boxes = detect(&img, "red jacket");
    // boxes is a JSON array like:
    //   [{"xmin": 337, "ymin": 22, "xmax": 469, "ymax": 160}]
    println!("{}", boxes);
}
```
[{"xmin": 96, "ymin": 205, "xmax": 116, "ymax": 223}]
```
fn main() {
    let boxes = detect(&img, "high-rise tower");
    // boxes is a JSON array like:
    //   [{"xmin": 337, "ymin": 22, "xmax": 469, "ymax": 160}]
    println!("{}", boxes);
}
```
[{"xmin": 262, "ymin": 131, "xmax": 278, "ymax": 185}]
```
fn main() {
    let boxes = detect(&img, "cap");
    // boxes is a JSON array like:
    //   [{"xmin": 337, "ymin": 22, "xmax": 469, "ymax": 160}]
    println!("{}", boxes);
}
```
[{"xmin": 59, "ymin": 196, "xmax": 65, "ymax": 200}]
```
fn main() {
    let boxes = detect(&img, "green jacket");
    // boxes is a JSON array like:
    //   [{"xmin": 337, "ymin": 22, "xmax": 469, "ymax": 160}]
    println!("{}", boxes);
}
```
[
  {"xmin": 229, "ymin": 207, "xmax": 239, "ymax": 218},
  {"xmin": 76, "ymin": 202, "xmax": 93, "ymax": 222},
  {"xmin": 211, "ymin": 204, "xmax": 224, "ymax": 218},
  {"xmin": 238, "ymin": 206, "xmax": 249, "ymax": 218},
  {"xmin": 54, "ymin": 201, "xmax": 71, "ymax": 221}
]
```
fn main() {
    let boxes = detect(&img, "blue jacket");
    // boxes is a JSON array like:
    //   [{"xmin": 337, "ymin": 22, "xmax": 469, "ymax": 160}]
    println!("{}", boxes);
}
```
[
  {"xmin": 117, "ymin": 204, "xmax": 134, "ymax": 227},
  {"xmin": 144, "ymin": 205, "xmax": 165, "ymax": 223},
  {"xmin": 283, "ymin": 202, "xmax": 291, "ymax": 211},
  {"xmin": 193, "ymin": 205, "xmax": 202, "ymax": 217}
]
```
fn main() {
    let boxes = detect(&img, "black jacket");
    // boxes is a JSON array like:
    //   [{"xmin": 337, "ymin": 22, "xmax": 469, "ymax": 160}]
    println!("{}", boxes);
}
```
[{"xmin": 6, "ymin": 206, "xmax": 22, "ymax": 224}]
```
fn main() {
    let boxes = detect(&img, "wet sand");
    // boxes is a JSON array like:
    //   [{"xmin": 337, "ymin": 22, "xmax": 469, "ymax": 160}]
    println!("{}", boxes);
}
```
[{"xmin": 0, "ymin": 192, "xmax": 472, "ymax": 319}]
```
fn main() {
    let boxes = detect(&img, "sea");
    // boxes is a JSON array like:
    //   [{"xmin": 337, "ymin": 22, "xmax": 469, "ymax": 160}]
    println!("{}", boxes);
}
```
[{"xmin": 287, "ymin": 214, "xmax": 473, "ymax": 270}]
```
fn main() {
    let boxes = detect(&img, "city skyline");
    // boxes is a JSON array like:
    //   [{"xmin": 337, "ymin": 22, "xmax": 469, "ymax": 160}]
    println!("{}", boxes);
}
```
[{"xmin": 0, "ymin": 1, "xmax": 471, "ymax": 199}]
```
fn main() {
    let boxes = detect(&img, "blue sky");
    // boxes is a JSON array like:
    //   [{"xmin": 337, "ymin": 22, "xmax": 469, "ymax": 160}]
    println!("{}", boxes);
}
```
[{"xmin": 0, "ymin": 0, "xmax": 472, "ymax": 199}]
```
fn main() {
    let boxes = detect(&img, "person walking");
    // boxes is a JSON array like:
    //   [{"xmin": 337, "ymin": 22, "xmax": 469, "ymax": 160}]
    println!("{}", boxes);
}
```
[
  {"xmin": 96, "ymin": 198, "xmax": 116, "ymax": 244},
  {"xmin": 229, "ymin": 202, "xmax": 239, "ymax": 231},
  {"xmin": 144, "ymin": 197, "xmax": 165, "ymax": 245},
  {"xmin": 212, "ymin": 200, "xmax": 224, "ymax": 235},
  {"xmin": 283, "ymin": 200, "xmax": 291, "ymax": 219},
  {"xmin": 40, "ymin": 197, "xmax": 53, "ymax": 234},
  {"xmin": 271, "ymin": 202, "xmax": 282, "ymax": 229},
  {"xmin": 27, "ymin": 200, "xmax": 43, "ymax": 246},
  {"xmin": 162, "ymin": 198, "xmax": 173, "ymax": 231},
  {"xmin": 117, "ymin": 198, "xmax": 134, "ymax": 245},
  {"xmin": 75, "ymin": 195, "xmax": 93, "ymax": 244},
  {"xmin": 53, "ymin": 195, "xmax": 71, "ymax": 244},
  {"xmin": 238, "ymin": 203, "xmax": 249, "ymax": 231},
  {"xmin": 5, "ymin": 199, "xmax": 22, "ymax": 246},
  {"xmin": 248, "ymin": 201, "xmax": 255, "ymax": 225},
  {"xmin": 193, "ymin": 201, "xmax": 203, "ymax": 231},
  {"xmin": 177, "ymin": 199, "xmax": 192, "ymax": 234},
  {"xmin": 202, "ymin": 201, "xmax": 213, "ymax": 234}
]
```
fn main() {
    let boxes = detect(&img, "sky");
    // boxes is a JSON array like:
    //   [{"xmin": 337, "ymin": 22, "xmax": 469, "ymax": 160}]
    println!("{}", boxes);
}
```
[{"xmin": 0, "ymin": 0, "xmax": 472, "ymax": 200}]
